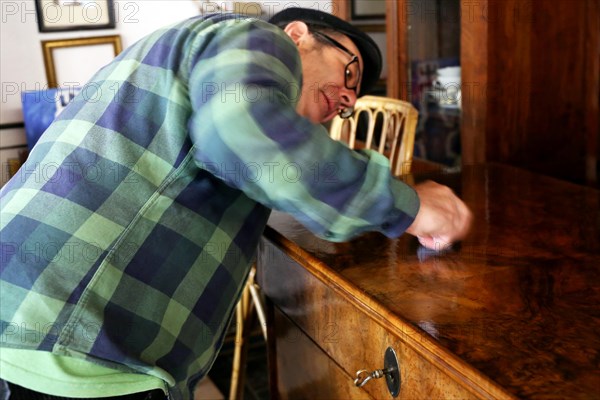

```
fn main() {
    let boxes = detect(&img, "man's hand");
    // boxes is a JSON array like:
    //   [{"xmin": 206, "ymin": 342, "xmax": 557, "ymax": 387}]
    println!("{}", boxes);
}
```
[{"xmin": 406, "ymin": 180, "xmax": 472, "ymax": 250}]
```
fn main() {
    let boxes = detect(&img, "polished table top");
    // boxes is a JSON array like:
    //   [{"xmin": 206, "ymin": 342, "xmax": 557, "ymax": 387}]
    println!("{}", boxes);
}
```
[{"xmin": 262, "ymin": 163, "xmax": 600, "ymax": 399}]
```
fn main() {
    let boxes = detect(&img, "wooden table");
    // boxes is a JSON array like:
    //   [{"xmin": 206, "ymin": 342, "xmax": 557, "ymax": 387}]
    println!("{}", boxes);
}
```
[{"xmin": 256, "ymin": 163, "xmax": 600, "ymax": 399}]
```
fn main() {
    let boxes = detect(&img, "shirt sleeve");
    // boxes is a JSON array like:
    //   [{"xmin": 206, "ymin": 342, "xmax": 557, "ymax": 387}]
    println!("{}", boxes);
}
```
[{"xmin": 185, "ymin": 18, "xmax": 419, "ymax": 242}]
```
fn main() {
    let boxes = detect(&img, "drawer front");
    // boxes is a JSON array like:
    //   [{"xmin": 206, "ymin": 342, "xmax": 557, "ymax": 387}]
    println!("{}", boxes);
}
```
[
  {"xmin": 273, "ymin": 306, "xmax": 373, "ymax": 400},
  {"xmin": 259, "ymin": 239, "xmax": 480, "ymax": 400}
]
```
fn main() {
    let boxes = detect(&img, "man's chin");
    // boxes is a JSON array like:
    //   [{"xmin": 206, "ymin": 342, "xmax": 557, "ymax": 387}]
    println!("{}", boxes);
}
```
[{"xmin": 306, "ymin": 111, "xmax": 328, "ymax": 125}]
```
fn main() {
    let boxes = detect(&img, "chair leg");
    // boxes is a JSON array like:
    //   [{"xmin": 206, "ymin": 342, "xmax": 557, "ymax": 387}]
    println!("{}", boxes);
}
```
[
  {"xmin": 229, "ymin": 265, "xmax": 267, "ymax": 399},
  {"xmin": 229, "ymin": 299, "xmax": 249, "ymax": 400},
  {"xmin": 248, "ymin": 282, "xmax": 267, "ymax": 340}
]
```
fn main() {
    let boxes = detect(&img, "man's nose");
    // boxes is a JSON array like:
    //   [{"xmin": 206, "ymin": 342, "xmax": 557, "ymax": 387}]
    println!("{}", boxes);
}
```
[{"xmin": 339, "ymin": 87, "xmax": 357, "ymax": 111}]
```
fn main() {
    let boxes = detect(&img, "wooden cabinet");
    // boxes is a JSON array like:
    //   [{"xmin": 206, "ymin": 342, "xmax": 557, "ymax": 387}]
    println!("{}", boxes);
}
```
[
  {"xmin": 256, "ymin": 164, "xmax": 600, "ymax": 399},
  {"xmin": 459, "ymin": 0, "xmax": 599, "ymax": 185},
  {"xmin": 337, "ymin": 0, "xmax": 599, "ymax": 184},
  {"xmin": 259, "ymin": 239, "xmax": 499, "ymax": 399}
]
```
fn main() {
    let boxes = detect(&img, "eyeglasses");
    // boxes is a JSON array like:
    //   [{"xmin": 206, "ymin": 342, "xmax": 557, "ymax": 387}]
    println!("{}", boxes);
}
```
[{"xmin": 312, "ymin": 31, "xmax": 361, "ymax": 119}]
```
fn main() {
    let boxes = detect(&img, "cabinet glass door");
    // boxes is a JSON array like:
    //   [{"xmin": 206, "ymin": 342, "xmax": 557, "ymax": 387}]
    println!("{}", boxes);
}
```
[{"xmin": 407, "ymin": 0, "xmax": 461, "ymax": 167}]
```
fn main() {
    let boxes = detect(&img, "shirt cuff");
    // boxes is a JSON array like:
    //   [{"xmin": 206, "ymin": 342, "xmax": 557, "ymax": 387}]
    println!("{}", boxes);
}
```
[{"xmin": 380, "ymin": 179, "xmax": 420, "ymax": 238}]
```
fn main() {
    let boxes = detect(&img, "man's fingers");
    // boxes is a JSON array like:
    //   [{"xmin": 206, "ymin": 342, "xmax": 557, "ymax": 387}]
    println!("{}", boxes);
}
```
[
  {"xmin": 417, "ymin": 235, "xmax": 452, "ymax": 251},
  {"xmin": 408, "ymin": 180, "xmax": 473, "ymax": 249}
]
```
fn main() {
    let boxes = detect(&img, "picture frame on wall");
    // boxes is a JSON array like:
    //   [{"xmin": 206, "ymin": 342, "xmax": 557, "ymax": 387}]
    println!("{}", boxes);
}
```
[
  {"xmin": 351, "ymin": 0, "xmax": 386, "ymax": 20},
  {"xmin": 41, "ymin": 35, "xmax": 122, "ymax": 88},
  {"xmin": 35, "ymin": 0, "xmax": 116, "ymax": 32}
]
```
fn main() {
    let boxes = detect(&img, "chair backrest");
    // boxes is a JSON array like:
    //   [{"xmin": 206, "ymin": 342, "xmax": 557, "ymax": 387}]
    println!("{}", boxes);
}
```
[{"xmin": 329, "ymin": 95, "xmax": 419, "ymax": 176}]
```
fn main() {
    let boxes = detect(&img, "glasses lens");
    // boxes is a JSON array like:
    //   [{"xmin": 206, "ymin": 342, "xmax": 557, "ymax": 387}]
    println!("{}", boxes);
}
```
[{"xmin": 345, "ymin": 58, "xmax": 360, "ymax": 90}]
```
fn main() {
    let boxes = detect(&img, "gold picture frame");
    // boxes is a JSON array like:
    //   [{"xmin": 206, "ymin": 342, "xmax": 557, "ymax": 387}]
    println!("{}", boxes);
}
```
[{"xmin": 41, "ymin": 35, "xmax": 122, "ymax": 88}]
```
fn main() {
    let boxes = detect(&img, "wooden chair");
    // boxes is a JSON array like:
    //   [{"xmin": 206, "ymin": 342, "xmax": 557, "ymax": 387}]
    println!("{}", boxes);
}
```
[{"xmin": 329, "ymin": 95, "xmax": 419, "ymax": 176}]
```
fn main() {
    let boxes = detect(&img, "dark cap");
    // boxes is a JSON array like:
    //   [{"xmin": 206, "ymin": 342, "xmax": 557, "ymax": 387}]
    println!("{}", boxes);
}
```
[{"xmin": 268, "ymin": 7, "xmax": 382, "ymax": 95}]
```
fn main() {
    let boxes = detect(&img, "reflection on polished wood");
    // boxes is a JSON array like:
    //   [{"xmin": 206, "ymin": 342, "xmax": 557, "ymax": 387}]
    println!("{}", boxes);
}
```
[{"xmin": 257, "ymin": 163, "xmax": 600, "ymax": 399}]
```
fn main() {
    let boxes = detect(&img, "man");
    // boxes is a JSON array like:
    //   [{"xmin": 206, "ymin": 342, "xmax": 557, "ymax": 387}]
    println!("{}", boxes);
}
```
[{"xmin": 0, "ymin": 7, "xmax": 471, "ymax": 400}]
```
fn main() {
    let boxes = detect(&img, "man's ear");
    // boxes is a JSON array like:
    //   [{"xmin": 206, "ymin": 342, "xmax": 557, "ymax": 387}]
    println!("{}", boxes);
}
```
[{"xmin": 283, "ymin": 21, "xmax": 310, "ymax": 45}]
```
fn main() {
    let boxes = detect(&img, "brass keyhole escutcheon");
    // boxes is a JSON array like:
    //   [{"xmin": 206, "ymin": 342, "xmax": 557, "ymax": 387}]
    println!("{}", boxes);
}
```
[
  {"xmin": 384, "ymin": 347, "xmax": 401, "ymax": 397},
  {"xmin": 354, "ymin": 347, "xmax": 401, "ymax": 397}
]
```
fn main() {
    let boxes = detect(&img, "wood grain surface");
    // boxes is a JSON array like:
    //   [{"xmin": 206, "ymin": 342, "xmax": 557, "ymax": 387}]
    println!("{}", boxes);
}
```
[{"xmin": 258, "ymin": 163, "xmax": 600, "ymax": 399}]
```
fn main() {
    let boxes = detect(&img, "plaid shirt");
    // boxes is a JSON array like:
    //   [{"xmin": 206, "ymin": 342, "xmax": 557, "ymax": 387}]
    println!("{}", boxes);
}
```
[{"xmin": 0, "ymin": 14, "xmax": 419, "ymax": 399}]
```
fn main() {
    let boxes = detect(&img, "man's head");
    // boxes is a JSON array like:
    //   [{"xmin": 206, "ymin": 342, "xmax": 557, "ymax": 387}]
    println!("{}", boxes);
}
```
[{"xmin": 269, "ymin": 8, "xmax": 382, "ymax": 124}]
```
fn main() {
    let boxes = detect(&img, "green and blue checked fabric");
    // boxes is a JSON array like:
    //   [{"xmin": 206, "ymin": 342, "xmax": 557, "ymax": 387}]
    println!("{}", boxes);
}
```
[{"xmin": 0, "ymin": 14, "xmax": 419, "ymax": 399}]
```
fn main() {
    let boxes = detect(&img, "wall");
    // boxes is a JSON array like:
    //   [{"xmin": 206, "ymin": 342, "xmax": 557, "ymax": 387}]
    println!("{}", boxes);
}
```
[
  {"xmin": 0, "ymin": 1, "xmax": 202, "ymax": 125},
  {"xmin": 0, "ymin": 0, "xmax": 331, "ymax": 185}
]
